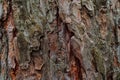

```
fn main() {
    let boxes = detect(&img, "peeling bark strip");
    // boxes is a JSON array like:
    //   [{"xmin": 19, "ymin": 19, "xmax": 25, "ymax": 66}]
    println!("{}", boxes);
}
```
[{"xmin": 0, "ymin": 0, "xmax": 120, "ymax": 80}]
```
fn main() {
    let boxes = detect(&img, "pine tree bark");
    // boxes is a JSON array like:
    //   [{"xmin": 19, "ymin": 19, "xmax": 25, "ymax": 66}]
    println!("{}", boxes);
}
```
[{"xmin": 0, "ymin": 0, "xmax": 120, "ymax": 80}]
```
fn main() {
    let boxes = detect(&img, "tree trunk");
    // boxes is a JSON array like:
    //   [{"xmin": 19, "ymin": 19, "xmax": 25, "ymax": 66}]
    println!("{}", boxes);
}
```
[{"xmin": 0, "ymin": 0, "xmax": 120, "ymax": 80}]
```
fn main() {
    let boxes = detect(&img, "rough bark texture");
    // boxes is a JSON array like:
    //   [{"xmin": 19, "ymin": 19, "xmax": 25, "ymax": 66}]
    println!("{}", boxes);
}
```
[{"xmin": 0, "ymin": 0, "xmax": 120, "ymax": 80}]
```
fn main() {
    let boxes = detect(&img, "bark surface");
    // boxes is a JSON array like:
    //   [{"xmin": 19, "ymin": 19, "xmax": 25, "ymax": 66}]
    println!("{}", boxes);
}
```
[{"xmin": 0, "ymin": 0, "xmax": 120, "ymax": 80}]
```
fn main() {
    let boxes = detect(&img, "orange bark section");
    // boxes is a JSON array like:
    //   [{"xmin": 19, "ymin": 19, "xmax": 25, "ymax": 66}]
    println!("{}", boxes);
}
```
[
  {"xmin": 3, "ymin": 0, "xmax": 19, "ymax": 79},
  {"xmin": 113, "ymin": 55, "xmax": 120, "ymax": 67}
]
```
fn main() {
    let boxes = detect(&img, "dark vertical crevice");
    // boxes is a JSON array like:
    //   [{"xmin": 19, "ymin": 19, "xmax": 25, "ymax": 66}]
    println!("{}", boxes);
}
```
[
  {"xmin": 69, "ymin": 45, "xmax": 83, "ymax": 80},
  {"xmin": 113, "ymin": 19, "xmax": 119, "ymax": 47},
  {"xmin": 1, "ymin": 0, "xmax": 13, "ymax": 79},
  {"xmin": 4, "ymin": 31, "xmax": 9, "ymax": 80}
]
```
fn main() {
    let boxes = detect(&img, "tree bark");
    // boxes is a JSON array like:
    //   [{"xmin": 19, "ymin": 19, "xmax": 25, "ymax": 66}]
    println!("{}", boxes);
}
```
[{"xmin": 0, "ymin": 0, "xmax": 120, "ymax": 80}]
